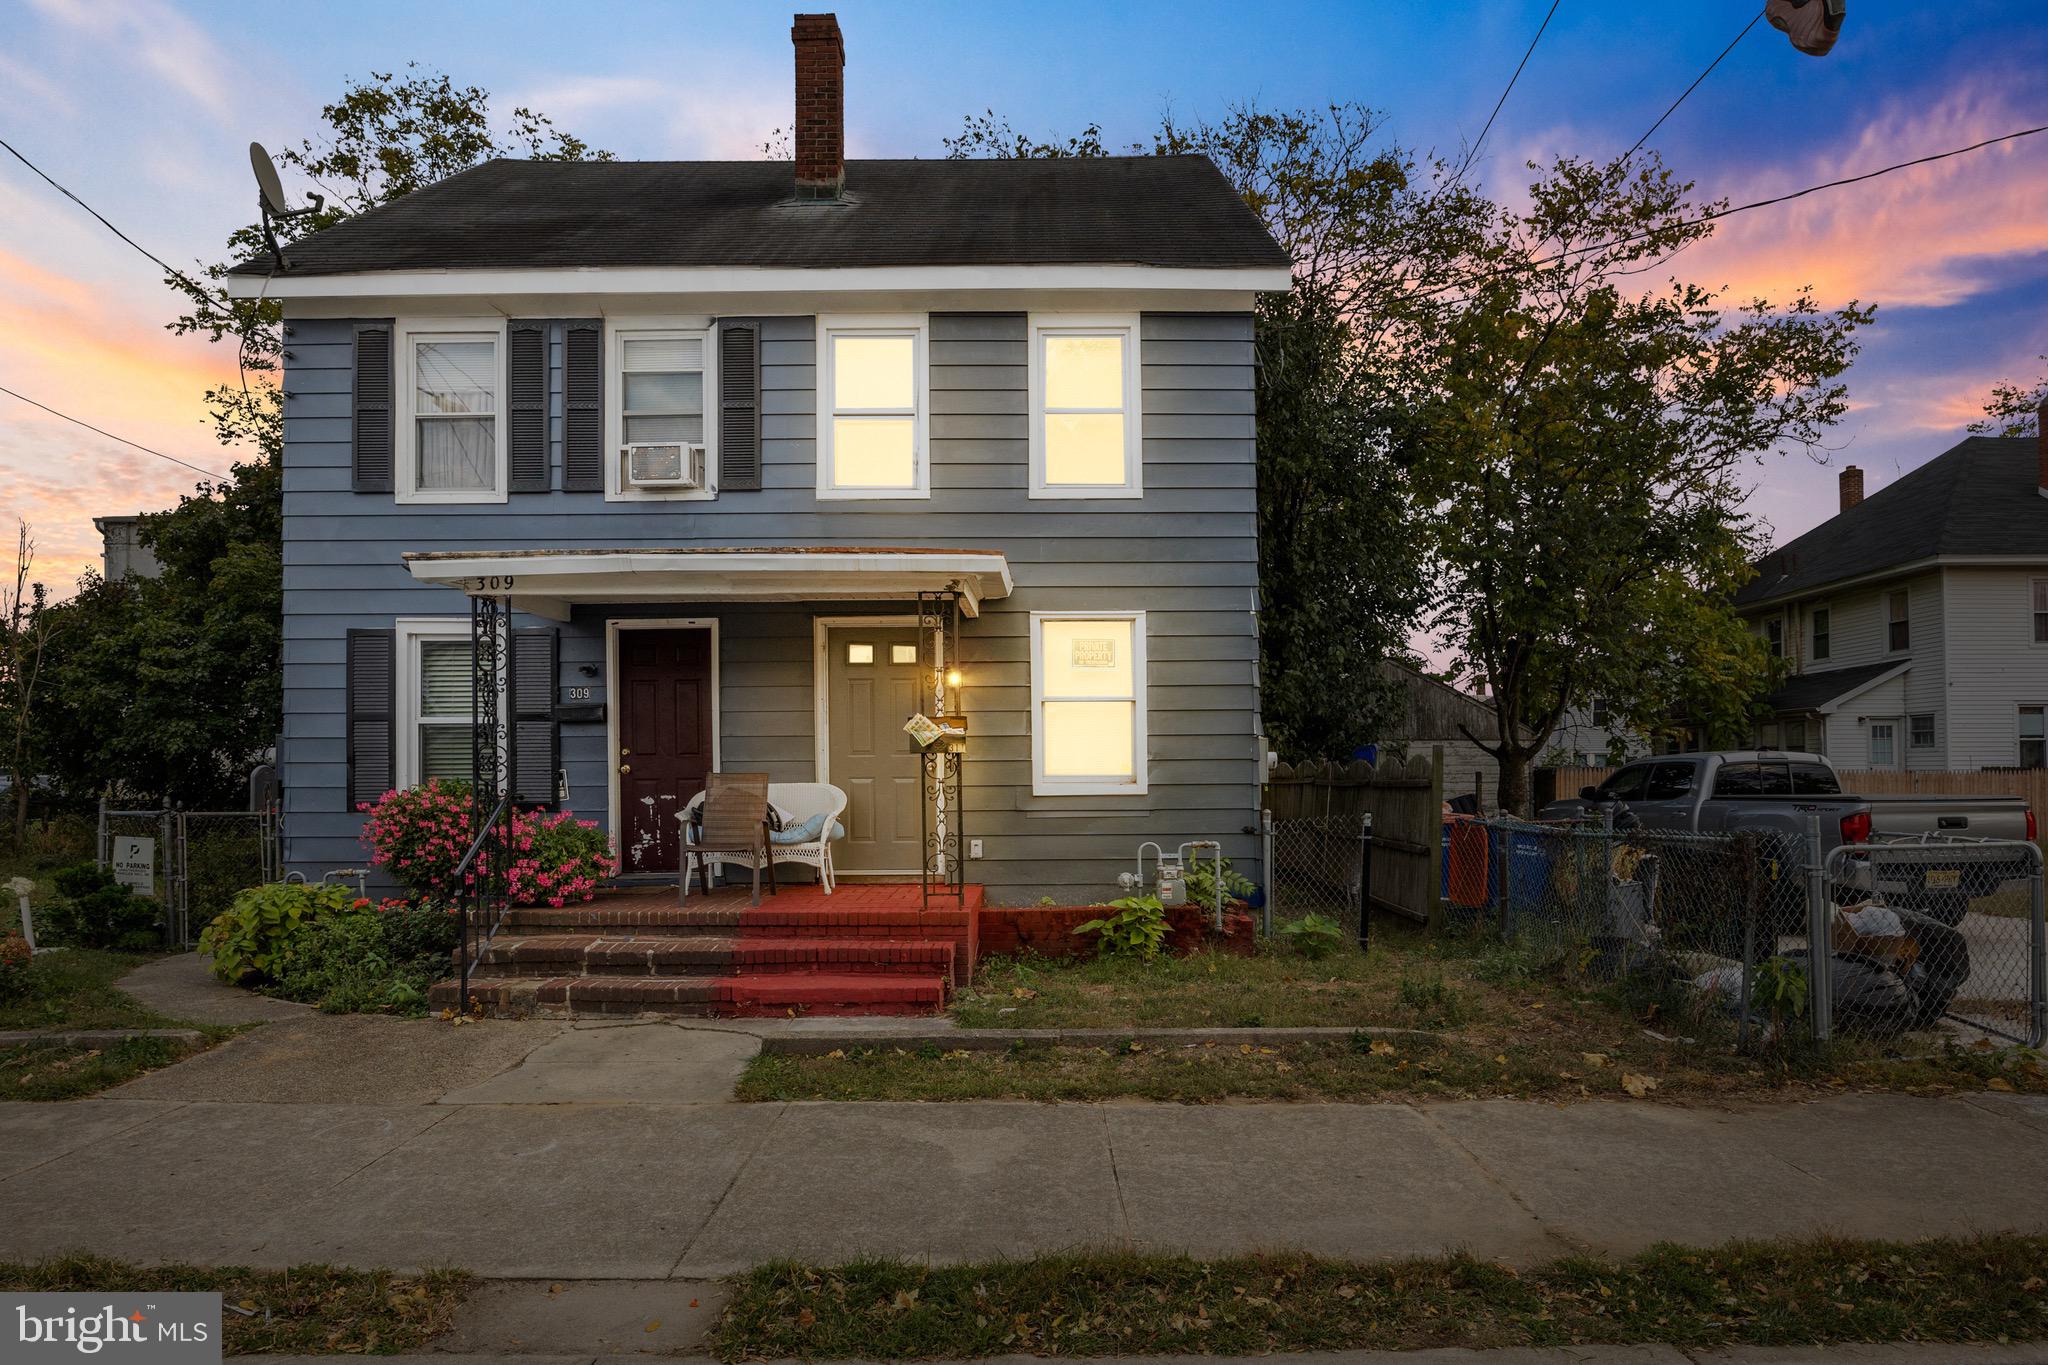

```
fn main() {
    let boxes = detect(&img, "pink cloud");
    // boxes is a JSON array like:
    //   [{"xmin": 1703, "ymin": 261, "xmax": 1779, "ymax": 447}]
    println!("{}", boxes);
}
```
[{"xmin": 1680, "ymin": 80, "xmax": 2048, "ymax": 311}]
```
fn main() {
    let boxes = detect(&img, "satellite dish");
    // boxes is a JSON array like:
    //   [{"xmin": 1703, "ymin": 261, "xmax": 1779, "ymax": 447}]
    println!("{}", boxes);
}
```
[
  {"xmin": 247, "ymin": 141, "xmax": 323, "ymax": 270},
  {"xmin": 250, "ymin": 142, "xmax": 291, "ymax": 215}
]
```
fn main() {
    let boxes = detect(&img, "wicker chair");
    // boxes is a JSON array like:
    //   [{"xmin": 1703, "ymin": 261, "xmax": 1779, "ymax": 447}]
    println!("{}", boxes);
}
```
[{"xmin": 680, "ymin": 771, "xmax": 778, "ymax": 905}]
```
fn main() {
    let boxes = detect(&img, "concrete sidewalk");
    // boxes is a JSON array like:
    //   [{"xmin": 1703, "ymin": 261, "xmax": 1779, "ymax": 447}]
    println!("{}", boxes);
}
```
[{"xmin": 2, "ymin": 1088, "xmax": 2046, "ymax": 1278}]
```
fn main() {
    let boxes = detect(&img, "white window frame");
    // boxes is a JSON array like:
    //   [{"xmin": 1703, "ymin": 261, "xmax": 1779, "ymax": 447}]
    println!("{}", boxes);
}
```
[
  {"xmin": 1866, "ymin": 717, "xmax": 1901, "ymax": 770},
  {"xmin": 1886, "ymin": 589, "xmax": 1911, "ymax": 654},
  {"xmin": 816, "ymin": 313, "xmax": 929, "ymax": 500},
  {"xmin": 1029, "ymin": 609, "xmax": 1148, "ymax": 797},
  {"xmin": 395, "ymin": 318, "xmax": 508, "ymax": 505},
  {"xmin": 2020, "ymin": 704, "xmax": 2048, "ymax": 770},
  {"xmin": 394, "ymin": 618, "xmax": 502, "ymax": 789},
  {"xmin": 604, "ymin": 317, "xmax": 717, "ymax": 502},
  {"xmin": 1811, "ymin": 602, "xmax": 1832, "ymax": 661},
  {"xmin": 1027, "ymin": 313, "xmax": 1142, "ymax": 499},
  {"xmin": 2031, "ymin": 579, "xmax": 2048, "ymax": 645}
]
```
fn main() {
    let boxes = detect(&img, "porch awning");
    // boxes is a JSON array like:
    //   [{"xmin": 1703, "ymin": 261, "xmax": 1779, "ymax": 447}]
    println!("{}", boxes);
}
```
[
  {"xmin": 400, "ymin": 546, "xmax": 1014, "ymax": 620},
  {"xmin": 1762, "ymin": 661, "xmax": 1909, "ymax": 716}
]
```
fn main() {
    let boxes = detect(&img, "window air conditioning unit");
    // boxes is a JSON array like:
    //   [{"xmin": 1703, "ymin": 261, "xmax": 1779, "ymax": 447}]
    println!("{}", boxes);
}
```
[{"xmin": 622, "ymin": 442, "xmax": 705, "ymax": 490}]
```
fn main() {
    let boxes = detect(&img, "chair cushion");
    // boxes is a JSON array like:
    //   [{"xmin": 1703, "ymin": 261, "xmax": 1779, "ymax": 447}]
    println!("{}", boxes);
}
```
[{"xmin": 769, "ymin": 813, "xmax": 846, "ymax": 845}]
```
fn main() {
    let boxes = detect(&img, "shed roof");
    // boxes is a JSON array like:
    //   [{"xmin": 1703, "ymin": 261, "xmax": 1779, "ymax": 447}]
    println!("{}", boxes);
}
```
[{"xmin": 227, "ymin": 155, "xmax": 1292, "ymax": 278}]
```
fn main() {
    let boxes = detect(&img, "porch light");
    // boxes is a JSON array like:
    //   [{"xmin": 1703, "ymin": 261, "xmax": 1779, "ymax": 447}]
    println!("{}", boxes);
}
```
[{"xmin": 945, "ymin": 667, "xmax": 962, "ymax": 689}]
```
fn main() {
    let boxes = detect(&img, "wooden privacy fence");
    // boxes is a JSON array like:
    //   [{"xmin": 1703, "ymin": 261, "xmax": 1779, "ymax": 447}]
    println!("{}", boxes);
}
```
[
  {"xmin": 1266, "ymin": 747, "xmax": 1445, "ymax": 922},
  {"xmin": 1548, "ymin": 764, "xmax": 2048, "ymax": 828}
]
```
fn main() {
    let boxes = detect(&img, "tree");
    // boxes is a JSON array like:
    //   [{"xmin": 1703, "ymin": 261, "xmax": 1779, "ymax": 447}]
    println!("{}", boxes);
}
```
[
  {"xmin": 1399, "ymin": 154, "xmax": 1869, "ymax": 812},
  {"xmin": 943, "ymin": 103, "xmax": 1478, "ymax": 756},
  {"xmin": 31, "ymin": 70, "xmax": 607, "ymax": 809},
  {"xmin": 0, "ymin": 524, "xmax": 55, "ymax": 839},
  {"xmin": 1968, "ymin": 358, "xmax": 2047, "ymax": 437}
]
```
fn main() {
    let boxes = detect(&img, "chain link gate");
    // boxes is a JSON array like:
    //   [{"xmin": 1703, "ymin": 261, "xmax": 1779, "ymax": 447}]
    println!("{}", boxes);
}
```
[
  {"xmin": 99, "ymin": 800, "xmax": 282, "ymax": 945},
  {"xmin": 1265, "ymin": 813, "xmax": 1373, "ymax": 941}
]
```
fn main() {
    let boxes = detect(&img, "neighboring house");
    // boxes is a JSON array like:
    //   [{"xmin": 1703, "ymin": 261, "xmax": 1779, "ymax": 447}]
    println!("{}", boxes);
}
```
[
  {"xmin": 1374, "ymin": 663, "xmax": 1527, "ymax": 810},
  {"xmin": 1734, "ymin": 422, "xmax": 2048, "ymax": 769},
  {"xmin": 1548, "ymin": 698, "xmax": 1649, "ymax": 767},
  {"xmin": 92, "ymin": 515, "xmax": 160, "ymax": 580},
  {"xmin": 223, "ymin": 14, "xmax": 1292, "ymax": 904}
]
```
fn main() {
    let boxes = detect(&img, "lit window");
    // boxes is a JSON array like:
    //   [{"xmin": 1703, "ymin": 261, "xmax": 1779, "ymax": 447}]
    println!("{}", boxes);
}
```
[
  {"xmin": 890, "ymin": 644, "xmax": 918, "ymax": 665},
  {"xmin": 2022, "ymin": 707, "xmax": 2046, "ymax": 769},
  {"xmin": 400, "ymin": 324, "xmax": 504, "ymax": 502},
  {"xmin": 1031, "ymin": 612, "xmax": 1147, "ymax": 795},
  {"xmin": 846, "ymin": 643, "xmax": 874, "ymax": 665},
  {"xmin": 1030, "ymin": 315, "xmax": 1140, "ymax": 498},
  {"xmin": 818, "ymin": 316, "xmax": 927, "ymax": 498}
]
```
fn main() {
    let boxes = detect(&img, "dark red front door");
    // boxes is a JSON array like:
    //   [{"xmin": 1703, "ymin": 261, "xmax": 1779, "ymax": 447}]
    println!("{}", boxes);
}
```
[{"xmin": 617, "ymin": 628, "xmax": 713, "ymax": 875}]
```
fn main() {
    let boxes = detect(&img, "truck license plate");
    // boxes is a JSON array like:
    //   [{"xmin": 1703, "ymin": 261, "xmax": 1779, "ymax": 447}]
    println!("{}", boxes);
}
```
[{"xmin": 1925, "ymin": 869, "xmax": 1961, "ymax": 890}]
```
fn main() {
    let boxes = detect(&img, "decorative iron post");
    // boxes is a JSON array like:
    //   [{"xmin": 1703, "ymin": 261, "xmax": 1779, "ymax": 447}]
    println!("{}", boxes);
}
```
[
  {"xmin": 917, "ymin": 588, "xmax": 966, "ymax": 913},
  {"xmin": 461, "ymin": 590, "xmax": 514, "ymax": 1003}
]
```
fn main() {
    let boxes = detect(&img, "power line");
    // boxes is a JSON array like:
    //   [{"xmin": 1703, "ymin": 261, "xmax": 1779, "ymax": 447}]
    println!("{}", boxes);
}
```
[
  {"xmin": 1462, "ymin": 0, "xmax": 1562, "ymax": 174},
  {"xmin": 1624, "ymin": 6, "xmax": 1765, "ymax": 161},
  {"xmin": 0, "ymin": 385, "xmax": 229, "ymax": 480},
  {"xmin": 1425, "ymin": 120, "xmax": 2048, "ymax": 299},
  {"xmin": 0, "ymin": 135, "xmax": 228, "ymax": 307}
]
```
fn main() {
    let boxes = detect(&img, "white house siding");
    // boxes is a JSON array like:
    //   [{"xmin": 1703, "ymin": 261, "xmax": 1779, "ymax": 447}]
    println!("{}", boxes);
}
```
[
  {"xmin": 1822, "ymin": 674, "xmax": 1907, "ymax": 769},
  {"xmin": 278, "ymin": 309, "xmax": 1262, "ymax": 905},
  {"xmin": 1749, "ymin": 571, "xmax": 1944, "ymax": 766},
  {"xmin": 1939, "ymin": 566, "xmax": 2048, "ymax": 768}
]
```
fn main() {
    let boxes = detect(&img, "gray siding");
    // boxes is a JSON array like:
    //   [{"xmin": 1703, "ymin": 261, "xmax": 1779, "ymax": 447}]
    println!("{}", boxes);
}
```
[{"xmin": 280, "ymin": 309, "xmax": 1261, "ymax": 904}]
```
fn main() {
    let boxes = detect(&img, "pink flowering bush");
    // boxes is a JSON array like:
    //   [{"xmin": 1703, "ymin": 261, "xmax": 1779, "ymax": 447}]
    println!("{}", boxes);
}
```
[
  {"xmin": 505, "ymin": 811, "xmax": 614, "ymax": 908},
  {"xmin": 359, "ymin": 781, "xmax": 615, "ymax": 906},
  {"xmin": 0, "ymin": 933, "xmax": 31, "ymax": 1003}
]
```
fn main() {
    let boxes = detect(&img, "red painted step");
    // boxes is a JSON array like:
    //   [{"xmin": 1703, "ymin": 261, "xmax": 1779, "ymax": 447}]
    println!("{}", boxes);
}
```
[{"xmin": 719, "ymin": 971, "xmax": 948, "ymax": 1017}]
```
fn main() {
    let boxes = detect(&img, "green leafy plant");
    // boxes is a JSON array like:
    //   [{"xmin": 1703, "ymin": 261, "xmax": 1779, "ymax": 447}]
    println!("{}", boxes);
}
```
[
  {"xmin": 1395, "ymin": 968, "xmax": 1465, "ymax": 1026},
  {"xmin": 1074, "ymin": 896, "xmax": 1169, "ymax": 961},
  {"xmin": 1183, "ymin": 858, "xmax": 1257, "ymax": 913},
  {"xmin": 271, "ymin": 910, "xmax": 442, "ymax": 1015},
  {"xmin": 1278, "ymin": 912, "xmax": 1346, "ymax": 960},
  {"xmin": 44, "ymin": 863, "xmax": 160, "ymax": 951},
  {"xmin": 198, "ymin": 882, "xmax": 360, "ymax": 984},
  {"xmin": 1754, "ymin": 955, "xmax": 1810, "ymax": 1030}
]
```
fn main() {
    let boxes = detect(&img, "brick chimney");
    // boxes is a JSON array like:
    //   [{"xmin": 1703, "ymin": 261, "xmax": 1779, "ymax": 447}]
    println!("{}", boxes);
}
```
[
  {"xmin": 791, "ymin": 13, "xmax": 845, "ymax": 201},
  {"xmin": 1839, "ymin": 465, "xmax": 1864, "ymax": 512}
]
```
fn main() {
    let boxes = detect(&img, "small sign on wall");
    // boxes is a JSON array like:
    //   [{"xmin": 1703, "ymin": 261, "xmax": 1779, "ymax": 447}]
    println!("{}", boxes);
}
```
[
  {"xmin": 111, "ymin": 836, "xmax": 156, "ymax": 895},
  {"xmin": 1070, "ymin": 637, "xmax": 1118, "ymax": 669}
]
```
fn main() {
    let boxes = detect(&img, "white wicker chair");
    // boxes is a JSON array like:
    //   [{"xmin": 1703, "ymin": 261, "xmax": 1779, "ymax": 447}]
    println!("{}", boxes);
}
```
[{"xmin": 677, "ymin": 782, "xmax": 847, "ymax": 893}]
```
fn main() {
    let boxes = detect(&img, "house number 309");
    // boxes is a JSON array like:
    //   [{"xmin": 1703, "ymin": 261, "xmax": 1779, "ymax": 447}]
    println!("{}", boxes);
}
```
[
  {"xmin": 468, "ymin": 575, "xmax": 517, "ymax": 591},
  {"xmin": 566, "ymin": 686, "xmax": 592, "ymax": 700}
]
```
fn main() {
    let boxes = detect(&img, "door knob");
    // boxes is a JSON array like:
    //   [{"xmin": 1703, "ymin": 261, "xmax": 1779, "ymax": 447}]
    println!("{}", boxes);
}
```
[{"xmin": 619, "ymin": 763, "xmax": 632, "ymax": 775}]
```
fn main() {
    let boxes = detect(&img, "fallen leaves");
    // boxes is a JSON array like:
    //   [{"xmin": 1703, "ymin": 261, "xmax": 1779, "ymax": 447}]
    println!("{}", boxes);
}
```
[{"xmin": 1620, "ymin": 1072, "xmax": 1659, "ymax": 1098}]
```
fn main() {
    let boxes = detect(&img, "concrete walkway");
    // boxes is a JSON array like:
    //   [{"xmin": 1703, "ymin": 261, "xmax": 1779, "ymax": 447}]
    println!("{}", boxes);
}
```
[
  {"xmin": 115, "ymin": 952, "xmax": 310, "ymax": 1026},
  {"xmin": 2, "ymin": 1083, "xmax": 2045, "ymax": 1279}
]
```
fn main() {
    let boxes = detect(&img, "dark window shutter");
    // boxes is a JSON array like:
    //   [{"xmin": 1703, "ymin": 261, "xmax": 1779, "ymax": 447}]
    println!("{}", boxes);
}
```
[
  {"xmin": 507, "ymin": 320, "xmax": 549, "ymax": 492},
  {"xmin": 351, "ymin": 322, "xmax": 394, "ymax": 492},
  {"xmin": 562, "ymin": 320, "xmax": 604, "ymax": 492},
  {"xmin": 345, "ymin": 629, "xmax": 395, "ymax": 810},
  {"xmin": 718, "ymin": 320, "xmax": 762, "ymax": 491},
  {"xmin": 508, "ymin": 627, "xmax": 560, "ymax": 806}
]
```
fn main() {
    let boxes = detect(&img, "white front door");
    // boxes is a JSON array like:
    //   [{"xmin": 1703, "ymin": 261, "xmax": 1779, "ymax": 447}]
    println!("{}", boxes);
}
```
[{"xmin": 1867, "ymin": 719, "xmax": 1900, "ymax": 769}]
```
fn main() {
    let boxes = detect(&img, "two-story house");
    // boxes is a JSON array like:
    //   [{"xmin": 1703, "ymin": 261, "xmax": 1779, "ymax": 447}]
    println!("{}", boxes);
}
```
[
  {"xmin": 225, "ymin": 14, "xmax": 1291, "ymax": 907},
  {"xmin": 1735, "ymin": 420, "xmax": 2048, "ymax": 769}
]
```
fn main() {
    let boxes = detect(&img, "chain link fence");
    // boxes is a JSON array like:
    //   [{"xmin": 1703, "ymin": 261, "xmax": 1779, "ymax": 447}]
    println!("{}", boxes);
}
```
[
  {"xmin": 1447, "ymin": 816, "xmax": 2045, "ymax": 1049},
  {"xmin": 1264, "ymin": 814, "xmax": 1371, "ymax": 940},
  {"xmin": 98, "ymin": 802, "xmax": 281, "ymax": 945}
]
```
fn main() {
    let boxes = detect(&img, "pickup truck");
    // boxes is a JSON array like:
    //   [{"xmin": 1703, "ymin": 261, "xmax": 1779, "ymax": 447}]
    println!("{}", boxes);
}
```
[{"xmin": 1539, "ymin": 750, "xmax": 2035, "ymax": 925}]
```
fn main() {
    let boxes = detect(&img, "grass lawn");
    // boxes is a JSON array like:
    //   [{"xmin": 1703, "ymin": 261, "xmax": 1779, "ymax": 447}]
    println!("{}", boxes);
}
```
[
  {"xmin": 0, "ymin": 1037, "xmax": 205, "ymax": 1101},
  {"xmin": 0, "ymin": 1255, "xmax": 470, "ymax": 1356},
  {"xmin": 0, "ymin": 948, "xmax": 186, "ymax": 1031},
  {"xmin": 716, "ymin": 1234, "xmax": 2048, "ymax": 1360},
  {"xmin": 740, "ymin": 919, "xmax": 2048, "ymax": 1104}
]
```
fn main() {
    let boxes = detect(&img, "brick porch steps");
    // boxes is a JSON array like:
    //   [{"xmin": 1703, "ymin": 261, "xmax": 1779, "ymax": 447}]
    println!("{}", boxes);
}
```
[{"xmin": 438, "ymin": 882, "xmax": 978, "ymax": 1018}]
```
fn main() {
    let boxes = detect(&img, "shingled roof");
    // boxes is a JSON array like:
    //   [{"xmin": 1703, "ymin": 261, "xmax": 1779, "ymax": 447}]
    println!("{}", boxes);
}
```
[
  {"xmin": 1737, "ymin": 436, "xmax": 2048, "ymax": 606},
  {"xmin": 226, "ymin": 156, "xmax": 1292, "ymax": 278}
]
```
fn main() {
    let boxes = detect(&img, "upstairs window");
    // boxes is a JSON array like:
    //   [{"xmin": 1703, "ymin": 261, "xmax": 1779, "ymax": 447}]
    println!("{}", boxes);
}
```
[
  {"xmin": 1029, "ymin": 315, "xmax": 1141, "ymax": 498},
  {"xmin": 1811, "ymin": 605, "xmax": 1831, "ymax": 660},
  {"xmin": 399, "ymin": 323, "xmax": 505, "ymax": 503},
  {"xmin": 1031, "ymin": 612, "xmax": 1147, "ymax": 795},
  {"xmin": 2033, "ymin": 580, "xmax": 2048, "ymax": 643},
  {"xmin": 1887, "ymin": 590, "xmax": 1911, "ymax": 652},
  {"xmin": 1764, "ymin": 617, "xmax": 1784, "ymax": 658},
  {"xmin": 607, "ymin": 326, "xmax": 714, "ymax": 501},
  {"xmin": 818, "ymin": 316, "xmax": 928, "ymax": 499}
]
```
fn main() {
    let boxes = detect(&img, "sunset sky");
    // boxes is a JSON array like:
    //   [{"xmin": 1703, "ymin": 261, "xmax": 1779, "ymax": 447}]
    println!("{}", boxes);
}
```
[{"xmin": 2, "ymin": 0, "xmax": 2044, "ymax": 590}]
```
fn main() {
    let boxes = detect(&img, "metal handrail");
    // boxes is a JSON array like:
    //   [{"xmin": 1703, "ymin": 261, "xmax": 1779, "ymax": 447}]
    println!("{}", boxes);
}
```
[{"xmin": 453, "ymin": 792, "xmax": 512, "ymax": 1009}]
